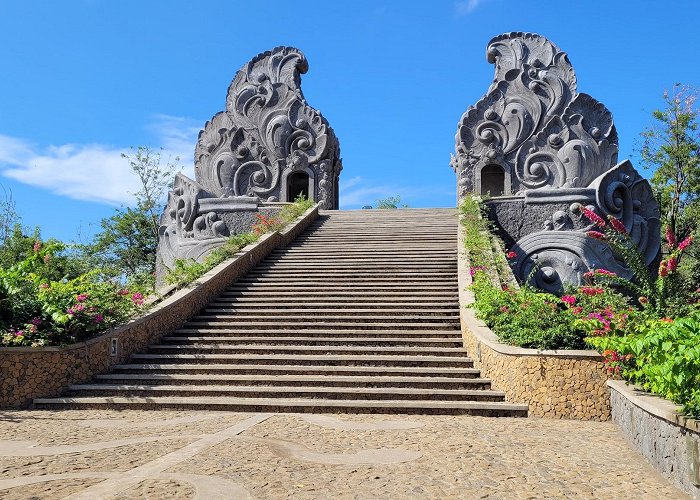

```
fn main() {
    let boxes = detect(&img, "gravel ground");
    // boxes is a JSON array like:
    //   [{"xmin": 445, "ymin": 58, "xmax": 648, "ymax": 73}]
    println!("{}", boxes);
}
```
[{"xmin": 0, "ymin": 409, "xmax": 688, "ymax": 499}]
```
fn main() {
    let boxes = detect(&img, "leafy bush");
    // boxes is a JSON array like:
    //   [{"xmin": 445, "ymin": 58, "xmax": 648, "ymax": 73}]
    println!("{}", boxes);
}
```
[
  {"xmin": 0, "ymin": 242, "xmax": 146, "ymax": 346},
  {"xmin": 586, "ymin": 311, "xmax": 700, "ymax": 418},
  {"xmin": 164, "ymin": 195, "xmax": 314, "ymax": 288},
  {"xmin": 164, "ymin": 232, "xmax": 259, "ymax": 288}
]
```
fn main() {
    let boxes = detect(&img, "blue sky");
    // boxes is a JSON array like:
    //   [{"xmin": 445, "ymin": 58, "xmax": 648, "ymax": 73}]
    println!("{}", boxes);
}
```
[{"xmin": 1, "ymin": 0, "xmax": 699, "ymax": 241}]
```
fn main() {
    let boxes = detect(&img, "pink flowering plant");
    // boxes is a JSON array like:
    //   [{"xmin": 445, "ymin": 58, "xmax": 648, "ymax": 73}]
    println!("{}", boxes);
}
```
[
  {"xmin": 578, "ymin": 204, "xmax": 696, "ymax": 316},
  {"xmin": 1, "ymin": 242, "xmax": 147, "ymax": 346}
]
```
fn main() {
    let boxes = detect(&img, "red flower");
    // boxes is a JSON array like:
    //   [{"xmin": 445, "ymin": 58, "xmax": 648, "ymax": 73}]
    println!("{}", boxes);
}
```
[
  {"xmin": 665, "ymin": 227, "xmax": 677, "ymax": 248},
  {"xmin": 659, "ymin": 261, "xmax": 668, "ymax": 277},
  {"xmin": 678, "ymin": 235, "xmax": 693, "ymax": 251},
  {"xmin": 561, "ymin": 295, "xmax": 576, "ymax": 305},
  {"xmin": 594, "ymin": 269, "xmax": 616, "ymax": 277},
  {"xmin": 587, "ymin": 231, "xmax": 608, "ymax": 240},
  {"xmin": 33, "ymin": 240, "xmax": 42, "ymax": 253},
  {"xmin": 580, "ymin": 286, "xmax": 604, "ymax": 296},
  {"xmin": 608, "ymin": 216, "xmax": 627, "ymax": 234},
  {"xmin": 581, "ymin": 207, "xmax": 606, "ymax": 228},
  {"xmin": 506, "ymin": 251, "xmax": 517, "ymax": 259},
  {"xmin": 667, "ymin": 256, "xmax": 678, "ymax": 272}
]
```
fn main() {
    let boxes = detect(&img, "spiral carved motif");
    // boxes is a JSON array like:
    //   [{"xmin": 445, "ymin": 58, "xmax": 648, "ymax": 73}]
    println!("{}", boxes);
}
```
[{"xmin": 195, "ymin": 46, "xmax": 342, "ymax": 206}]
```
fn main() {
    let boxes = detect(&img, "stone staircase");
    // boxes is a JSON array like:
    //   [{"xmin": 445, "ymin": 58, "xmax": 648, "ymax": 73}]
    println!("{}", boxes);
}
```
[{"xmin": 34, "ymin": 209, "xmax": 527, "ymax": 416}]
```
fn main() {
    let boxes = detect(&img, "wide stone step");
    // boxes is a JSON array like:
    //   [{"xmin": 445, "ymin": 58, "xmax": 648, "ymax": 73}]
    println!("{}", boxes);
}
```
[
  {"xmin": 226, "ymin": 284, "xmax": 458, "ymax": 291},
  {"xmin": 130, "ymin": 353, "xmax": 474, "ymax": 367},
  {"xmin": 161, "ymin": 336, "xmax": 462, "ymax": 348},
  {"xmin": 147, "ymin": 344, "xmax": 468, "ymax": 356},
  {"xmin": 92, "ymin": 373, "xmax": 489, "ymax": 389},
  {"xmin": 182, "ymin": 321, "xmax": 461, "ymax": 331},
  {"xmin": 111, "ymin": 363, "xmax": 482, "ymax": 377},
  {"xmin": 171, "ymin": 329, "xmax": 463, "ymax": 338},
  {"xmin": 206, "ymin": 300, "xmax": 460, "ymax": 309},
  {"xmin": 64, "ymin": 384, "xmax": 505, "ymax": 402},
  {"xmin": 236, "ymin": 277, "xmax": 457, "ymax": 284},
  {"xmin": 199, "ymin": 308, "xmax": 459, "ymax": 317},
  {"xmin": 221, "ymin": 291, "xmax": 459, "ymax": 298},
  {"xmin": 33, "ymin": 396, "xmax": 527, "ymax": 416}
]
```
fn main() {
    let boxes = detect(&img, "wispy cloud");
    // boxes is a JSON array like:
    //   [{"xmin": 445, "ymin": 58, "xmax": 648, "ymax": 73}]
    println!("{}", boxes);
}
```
[
  {"xmin": 0, "ymin": 115, "xmax": 199, "ymax": 206},
  {"xmin": 454, "ymin": 0, "xmax": 484, "ymax": 16}
]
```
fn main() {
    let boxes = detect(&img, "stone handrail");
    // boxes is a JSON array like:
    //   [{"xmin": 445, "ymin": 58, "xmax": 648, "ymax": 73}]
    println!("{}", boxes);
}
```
[{"xmin": 0, "ymin": 204, "xmax": 320, "ymax": 408}]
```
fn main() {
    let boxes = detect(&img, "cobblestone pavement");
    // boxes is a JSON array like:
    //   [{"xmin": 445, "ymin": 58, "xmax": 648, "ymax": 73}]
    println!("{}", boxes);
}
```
[{"xmin": 0, "ymin": 409, "xmax": 688, "ymax": 499}]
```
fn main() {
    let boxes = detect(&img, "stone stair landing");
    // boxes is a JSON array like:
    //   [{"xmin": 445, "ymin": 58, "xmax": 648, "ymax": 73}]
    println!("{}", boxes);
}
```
[{"xmin": 34, "ymin": 208, "xmax": 528, "ymax": 416}]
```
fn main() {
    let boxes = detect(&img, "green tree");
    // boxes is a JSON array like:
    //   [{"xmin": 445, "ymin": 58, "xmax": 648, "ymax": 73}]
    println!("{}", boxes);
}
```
[
  {"xmin": 84, "ymin": 147, "xmax": 180, "ymax": 286},
  {"xmin": 375, "ymin": 196, "xmax": 408, "ymax": 209},
  {"xmin": 641, "ymin": 84, "xmax": 700, "ymax": 237}
]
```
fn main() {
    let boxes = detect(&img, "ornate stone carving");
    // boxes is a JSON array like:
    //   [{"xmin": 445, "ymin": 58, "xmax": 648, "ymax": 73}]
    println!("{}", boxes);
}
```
[
  {"xmin": 453, "ymin": 33, "xmax": 660, "ymax": 293},
  {"xmin": 156, "ymin": 47, "xmax": 342, "ymax": 284},
  {"xmin": 157, "ymin": 174, "xmax": 230, "ymax": 271},
  {"xmin": 194, "ymin": 46, "xmax": 342, "ymax": 208}
]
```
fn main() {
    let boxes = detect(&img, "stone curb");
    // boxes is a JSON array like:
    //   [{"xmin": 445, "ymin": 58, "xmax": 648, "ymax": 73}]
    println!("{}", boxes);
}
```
[
  {"xmin": 457, "ymin": 217, "xmax": 611, "ymax": 420},
  {"xmin": 0, "ymin": 205, "xmax": 320, "ymax": 408},
  {"xmin": 608, "ymin": 380, "xmax": 700, "ymax": 497}
]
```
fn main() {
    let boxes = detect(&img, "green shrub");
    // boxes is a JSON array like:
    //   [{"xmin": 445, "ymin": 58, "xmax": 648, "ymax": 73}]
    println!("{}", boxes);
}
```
[
  {"xmin": 164, "ymin": 195, "xmax": 314, "ymax": 288},
  {"xmin": 0, "ymin": 242, "xmax": 146, "ymax": 346},
  {"xmin": 586, "ymin": 311, "xmax": 700, "ymax": 418}
]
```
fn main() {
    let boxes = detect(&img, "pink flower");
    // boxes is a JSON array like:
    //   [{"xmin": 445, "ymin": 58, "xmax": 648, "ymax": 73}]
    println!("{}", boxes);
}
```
[
  {"xmin": 506, "ymin": 251, "xmax": 517, "ymax": 259},
  {"xmin": 73, "ymin": 303, "xmax": 85, "ymax": 312},
  {"xmin": 678, "ymin": 235, "xmax": 693, "ymax": 251},
  {"xmin": 581, "ymin": 207, "xmax": 606, "ymax": 228},
  {"xmin": 469, "ymin": 266, "xmax": 486, "ymax": 277},
  {"xmin": 583, "ymin": 271, "xmax": 594, "ymax": 278},
  {"xmin": 659, "ymin": 261, "xmax": 668, "ymax": 277},
  {"xmin": 667, "ymin": 256, "xmax": 678, "ymax": 272},
  {"xmin": 587, "ymin": 231, "xmax": 608, "ymax": 240},
  {"xmin": 499, "ymin": 306, "xmax": 509, "ymax": 313},
  {"xmin": 117, "ymin": 289, "xmax": 130, "ymax": 296},
  {"xmin": 571, "ymin": 306, "xmax": 583, "ymax": 315},
  {"xmin": 131, "ymin": 292, "xmax": 145, "ymax": 305},
  {"xmin": 94, "ymin": 314, "xmax": 104, "ymax": 323},
  {"xmin": 561, "ymin": 295, "xmax": 576, "ymax": 305},
  {"xmin": 595, "ymin": 269, "xmax": 616, "ymax": 276},
  {"xmin": 76, "ymin": 294, "xmax": 88, "ymax": 302},
  {"xmin": 580, "ymin": 286, "xmax": 604, "ymax": 296},
  {"xmin": 30, "ymin": 317, "xmax": 42, "ymax": 326},
  {"xmin": 33, "ymin": 240, "xmax": 41, "ymax": 253},
  {"xmin": 43, "ymin": 255, "xmax": 51, "ymax": 265},
  {"xmin": 665, "ymin": 227, "xmax": 677, "ymax": 248},
  {"xmin": 608, "ymin": 216, "xmax": 627, "ymax": 234},
  {"xmin": 39, "ymin": 283, "xmax": 49, "ymax": 289}
]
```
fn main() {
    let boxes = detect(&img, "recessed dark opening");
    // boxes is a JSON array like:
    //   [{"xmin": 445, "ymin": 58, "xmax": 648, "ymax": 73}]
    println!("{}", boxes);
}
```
[
  {"xmin": 481, "ymin": 165, "xmax": 505, "ymax": 196},
  {"xmin": 288, "ymin": 172, "xmax": 309, "ymax": 202}
]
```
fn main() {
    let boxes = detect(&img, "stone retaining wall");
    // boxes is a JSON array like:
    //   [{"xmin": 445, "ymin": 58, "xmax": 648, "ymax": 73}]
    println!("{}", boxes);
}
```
[
  {"xmin": 0, "ymin": 205, "xmax": 319, "ymax": 408},
  {"xmin": 609, "ymin": 380, "xmax": 700, "ymax": 498},
  {"xmin": 458, "ymin": 222, "xmax": 610, "ymax": 420}
]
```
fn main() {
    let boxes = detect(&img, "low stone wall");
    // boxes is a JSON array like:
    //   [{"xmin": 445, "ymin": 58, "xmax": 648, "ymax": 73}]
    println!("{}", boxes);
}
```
[
  {"xmin": 609, "ymin": 380, "xmax": 700, "ymax": 498},
  {"xmin": 0, "ymin": 205, "xmax": 319, "ymax": 408},
  {"xmin": 458, "ymin": 223, "xmax": 610, "ymax": 420}
]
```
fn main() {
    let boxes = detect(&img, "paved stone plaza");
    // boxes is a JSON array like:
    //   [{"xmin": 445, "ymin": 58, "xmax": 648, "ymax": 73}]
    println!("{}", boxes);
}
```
[{"xmin": 0, "ymin": 409, "xmax": 687, "ymax": 499}]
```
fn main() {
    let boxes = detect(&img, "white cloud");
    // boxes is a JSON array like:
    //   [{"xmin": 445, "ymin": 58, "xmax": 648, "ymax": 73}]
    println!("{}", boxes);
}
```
[
  {"xmin": 454, "ymin": 0, "xmax": 483, "ymax": 16},
  {"xmin": 0, "ymin": 114, "xmax": 200, "ymax": 206}
]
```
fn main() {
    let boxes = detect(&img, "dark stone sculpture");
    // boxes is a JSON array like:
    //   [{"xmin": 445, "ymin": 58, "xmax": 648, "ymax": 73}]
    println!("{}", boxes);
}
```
[
  {"xmin": 157, "ymin": 47, "xmax": 342, "ymax": 279},
  {"xmin": 451, "ymin": 32, "xmax": 660, "ymax": 293}
]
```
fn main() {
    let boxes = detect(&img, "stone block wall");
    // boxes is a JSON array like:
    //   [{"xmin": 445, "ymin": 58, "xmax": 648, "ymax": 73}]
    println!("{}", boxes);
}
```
[
  {"xmin": 609, "ymin": 380, "xmax": 700, "ymax": 498},
  {"xmin": 457, "ymin": 222, "xmax": 611, "ymax": 420},
  {"xmin": 460, "ymin": 314, "xmax": 610, "ymax": 420},
  {"xmin": 0, "ymin": 205, "xmax": 319, "ymax": 408}
]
